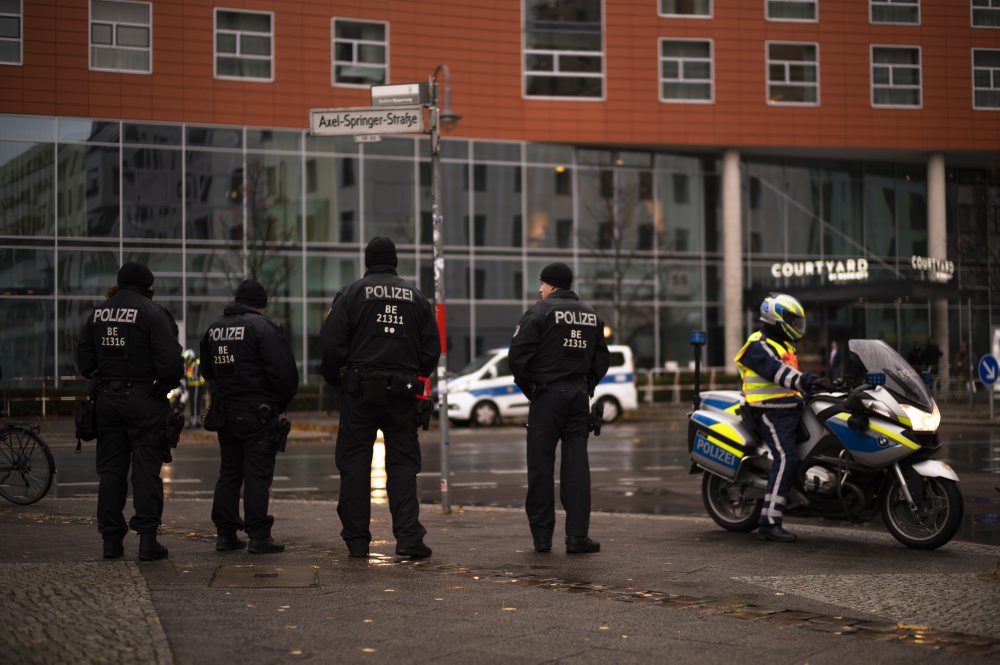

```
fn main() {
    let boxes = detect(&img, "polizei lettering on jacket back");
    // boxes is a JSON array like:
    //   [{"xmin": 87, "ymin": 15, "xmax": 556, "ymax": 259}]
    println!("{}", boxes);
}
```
[
  {"xmin": 554, "ymin": 310, "xmax": 598, "ymax": 327},
  {"xmin": 364, "ymin": 285, "xmax": 415, "ymax": 302},
  {"xmin": 93, "ymin": 307, "xmax": 139, "ymax": 324},
  {"xmin": 208, "ymin": 326, "xmax": 246, "ymax": 341}
]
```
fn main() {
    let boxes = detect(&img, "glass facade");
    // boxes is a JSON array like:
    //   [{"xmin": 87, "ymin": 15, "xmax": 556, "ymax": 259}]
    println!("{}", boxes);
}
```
[{"xmin": 1, "ymin": 114, "xmax": 998, "ymax": 384}]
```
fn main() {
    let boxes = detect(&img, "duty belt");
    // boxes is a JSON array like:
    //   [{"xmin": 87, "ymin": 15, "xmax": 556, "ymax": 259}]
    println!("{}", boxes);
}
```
[{"xmin": 339, "ymin": 367, "xmax": 431, "ymax": 400}]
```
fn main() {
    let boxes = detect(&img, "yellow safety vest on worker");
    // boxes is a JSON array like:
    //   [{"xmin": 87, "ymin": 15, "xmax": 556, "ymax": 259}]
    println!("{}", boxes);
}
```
[{"xmin": 734, "ymin": 331, "xmax": 801, "ymax": 404}]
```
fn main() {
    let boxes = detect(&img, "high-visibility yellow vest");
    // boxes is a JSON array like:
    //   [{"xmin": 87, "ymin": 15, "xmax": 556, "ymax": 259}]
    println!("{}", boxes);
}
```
[{"xmin": 734, "ymin": 331, "xmax": 800, "ymax": 404}]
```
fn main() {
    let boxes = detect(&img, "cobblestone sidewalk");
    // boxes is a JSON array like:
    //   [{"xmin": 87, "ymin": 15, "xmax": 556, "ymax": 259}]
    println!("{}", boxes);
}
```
[{"xmin": 0, "ymin": 562, "xmax": 172, "ymax": 665}]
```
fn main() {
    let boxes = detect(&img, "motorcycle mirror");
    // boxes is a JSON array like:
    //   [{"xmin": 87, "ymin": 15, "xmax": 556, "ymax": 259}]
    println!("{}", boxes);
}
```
[{"xmin": 866, "ymin": 372, "xmax": 886, "ymax": 386}]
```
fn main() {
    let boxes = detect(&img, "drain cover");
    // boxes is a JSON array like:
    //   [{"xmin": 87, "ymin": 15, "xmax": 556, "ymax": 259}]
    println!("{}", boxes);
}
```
[{"xmin": 210, "ymin": 565, "xmax": 318, "ymax": 588}]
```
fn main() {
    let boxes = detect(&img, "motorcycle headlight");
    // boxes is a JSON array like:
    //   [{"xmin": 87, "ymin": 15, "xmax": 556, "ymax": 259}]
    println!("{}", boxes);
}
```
[{"xmin": 899, "ymin": 403, "xmax": 940, "ymax": 432}]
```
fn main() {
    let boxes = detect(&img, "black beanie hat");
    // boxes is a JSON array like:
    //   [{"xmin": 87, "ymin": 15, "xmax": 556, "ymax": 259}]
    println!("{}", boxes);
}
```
[
  {"xmin": 540, "ymin": 262, "xmax": 573, "ymax": 290},
  {"xmin": 365, "ymin": 236, "xmax": 398, "ymax": 268},
  {"xmin": 117, "ymin": 262, "xmax": 155, "ymax": 289},
  {"xmin": 235, "ymin": 278, "xmax": 268, "ymax": 309}
]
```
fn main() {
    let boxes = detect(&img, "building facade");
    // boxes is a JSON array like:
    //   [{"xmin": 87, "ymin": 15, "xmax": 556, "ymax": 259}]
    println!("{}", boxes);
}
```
[{"xmin": 1, "ymin": 0, "xmax": 998, "ymax": 383}]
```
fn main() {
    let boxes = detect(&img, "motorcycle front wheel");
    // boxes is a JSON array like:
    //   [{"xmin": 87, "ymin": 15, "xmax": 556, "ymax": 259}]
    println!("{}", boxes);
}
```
[
  {"xmin": 881, "ymin": 475, "xmax": 963, "ymax": 550},
  {"xmin": 702, "ymin": 472, "xmax": 762, "ymax": 532}
]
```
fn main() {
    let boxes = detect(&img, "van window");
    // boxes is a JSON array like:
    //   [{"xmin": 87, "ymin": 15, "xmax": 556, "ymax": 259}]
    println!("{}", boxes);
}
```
[
  {"xmin": 609, "ymin": 352, "xmax": 625, "ymax": 368},
  {"xmin": 496, "ymin": 357, "xmax": 512, "ymax": 377}
]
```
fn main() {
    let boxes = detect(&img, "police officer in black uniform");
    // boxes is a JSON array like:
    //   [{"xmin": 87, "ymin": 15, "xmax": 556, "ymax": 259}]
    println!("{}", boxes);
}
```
[
  {"xmin": 76, "ymin": 262, "xmax": 184, "ymax": 561},
  {"xmin": 509, "ymin": 263, "xmax": 610, "ymax": 554},
  {"xmin": 320, "ymin": 237, "xmax": 440, "ymax": 559},
  {"xmin": 200, "ymin": 279, "xmax": 299, "ymax": 554}
]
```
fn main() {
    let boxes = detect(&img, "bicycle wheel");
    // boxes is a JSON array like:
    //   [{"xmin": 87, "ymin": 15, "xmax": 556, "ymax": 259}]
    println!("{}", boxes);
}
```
[{"xmin": 0, "ymin": 426, "xmax": 55, "ymax": 505}]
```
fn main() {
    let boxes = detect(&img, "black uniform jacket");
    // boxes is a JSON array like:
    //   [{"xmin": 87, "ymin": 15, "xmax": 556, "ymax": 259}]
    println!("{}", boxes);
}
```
[
  {"xmin": 200, "ymin": 303, "xmax": 300, "ymax": 411},
  {"xmin": 508, "ymin": 290, "xmax": 611, "ymax": 400},
  {"xmin": 76, "ymin": 286, "xmax": 184, "ymax": 387},
  {"xmin": 319, "ymin": 265, "xmax": 441, "ymax": 385}
]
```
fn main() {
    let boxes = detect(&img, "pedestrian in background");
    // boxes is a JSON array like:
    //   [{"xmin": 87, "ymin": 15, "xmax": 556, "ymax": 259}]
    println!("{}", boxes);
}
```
[
  {"xmin": 201, "ymin": 279, "xmax": 299, "ymax": 554},
  {"xmin": 182, "ymin": 349, "xmax": 206, "ymax": 427},
  {"xmin": 76, "ymin": 262, "xmax": 183, "ymax": 561},
  {"xmin": 320, "ymin": 237, "xmax": 440, "ymax": 559},
  {"xmin": 827, "ymin": 340, "xmax": 842, "ymax": 381},
  {"xmin": 509, "ymin": 262, "xmax": 610, "ymax": 554}
]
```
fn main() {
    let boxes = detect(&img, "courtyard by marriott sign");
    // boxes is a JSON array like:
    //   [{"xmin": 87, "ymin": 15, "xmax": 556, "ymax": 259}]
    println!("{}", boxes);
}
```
[
  {"xmin": 911, "ymin": 255, "xmax": 954, "ymax": 282},
  {"xmin": 771, "ymin": 258, "xmax": 869, "ymax": 282}
]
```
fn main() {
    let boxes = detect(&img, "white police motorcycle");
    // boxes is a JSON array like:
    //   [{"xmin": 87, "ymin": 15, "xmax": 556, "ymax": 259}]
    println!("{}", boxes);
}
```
[{"xmin": 688, "ymin": 339, "xmax": 963, "ymax": 549}]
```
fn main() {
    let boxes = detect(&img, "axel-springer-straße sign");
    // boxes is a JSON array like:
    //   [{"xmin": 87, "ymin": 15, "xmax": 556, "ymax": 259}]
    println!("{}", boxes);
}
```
[{"xmin": 310, "ymin": 107, "xmax": 424, "ymax": 136}]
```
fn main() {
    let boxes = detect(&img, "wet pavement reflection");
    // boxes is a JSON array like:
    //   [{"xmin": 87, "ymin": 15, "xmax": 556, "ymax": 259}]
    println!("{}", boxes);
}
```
[{"xmin": 46, "ymin": 410, "xmax": 1000, "ymax": 547}]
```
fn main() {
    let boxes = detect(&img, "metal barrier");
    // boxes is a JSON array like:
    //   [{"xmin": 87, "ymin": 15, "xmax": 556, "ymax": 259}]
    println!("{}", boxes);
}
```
[
  {"xmin": 2, "ymin": 376, "xmax": 89, "ymax": 418},
  {"xmin": 635, "ymin": 367, "xmax": 740, "ymax": 405}
]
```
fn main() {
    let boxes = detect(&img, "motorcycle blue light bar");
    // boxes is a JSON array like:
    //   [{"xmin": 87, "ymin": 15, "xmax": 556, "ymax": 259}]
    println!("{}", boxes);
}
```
[
  {"xmin": 866, "ymin": 372, "xmax": 886, "ymax": 386},
  {"xmin": 690, "ymin": 330, "xmax": 706, "ymax": 346}
]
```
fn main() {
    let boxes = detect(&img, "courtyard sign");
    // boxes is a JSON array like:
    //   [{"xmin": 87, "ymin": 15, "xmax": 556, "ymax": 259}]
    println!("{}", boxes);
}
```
[
  {"xmin": 910, "ymin": 255, "xmax": 954, "ymax": 282},
  {"xmin": 770, "ymin": 258, "xmax": 869, "ymax": 282}
]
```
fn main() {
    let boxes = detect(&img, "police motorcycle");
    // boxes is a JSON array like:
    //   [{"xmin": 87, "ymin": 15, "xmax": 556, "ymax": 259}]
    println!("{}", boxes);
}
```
[{"xmin": 688, "ymin": 339, "xmax": 963, "ymax": 549}]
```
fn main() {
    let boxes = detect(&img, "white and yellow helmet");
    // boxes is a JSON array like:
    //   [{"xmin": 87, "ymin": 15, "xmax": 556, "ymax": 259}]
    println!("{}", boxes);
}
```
[{"xmin": 760, "ymin": 293, "xmax": 806, "ymax": 341}]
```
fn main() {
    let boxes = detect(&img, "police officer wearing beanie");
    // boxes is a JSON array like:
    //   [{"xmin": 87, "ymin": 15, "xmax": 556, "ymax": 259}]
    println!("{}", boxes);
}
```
[
  {"xmin": 509, "ymin": 263, "xmax": 610, "ymax": 554},
  {"xmin": 200, "ymin": 279, "xmax": 299, "ymax": 554},
  {"xmin": 76, "ymin": 262, "xmax": 184, "ymax": 561},
  {"xmin": 320, "ymin": 237, "xmax": 440, "ymax": 559}
]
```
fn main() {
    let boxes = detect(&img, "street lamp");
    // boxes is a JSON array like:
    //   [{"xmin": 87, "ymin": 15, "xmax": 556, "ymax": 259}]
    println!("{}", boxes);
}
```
[{"xmin": 429, "ymin": 63, "xmax": 459, "ymax": 514}]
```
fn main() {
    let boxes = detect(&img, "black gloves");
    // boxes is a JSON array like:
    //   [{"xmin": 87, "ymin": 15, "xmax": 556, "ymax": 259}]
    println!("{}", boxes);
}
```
[{"xmin": 806, "ymin": 376, "xmax": 834, "ymax": 394}]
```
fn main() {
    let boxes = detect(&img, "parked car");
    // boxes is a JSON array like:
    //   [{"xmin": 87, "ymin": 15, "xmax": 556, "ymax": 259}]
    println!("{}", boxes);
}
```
[{"xmin": 443, "ymin": 345, "xmax": 638, "ymax": 427}]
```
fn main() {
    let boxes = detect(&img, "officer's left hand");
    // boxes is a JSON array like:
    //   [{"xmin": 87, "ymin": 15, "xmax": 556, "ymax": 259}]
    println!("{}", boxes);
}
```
[{"xmin": 807, "ymin": 376, "xmax": 834, "ymax": 394}]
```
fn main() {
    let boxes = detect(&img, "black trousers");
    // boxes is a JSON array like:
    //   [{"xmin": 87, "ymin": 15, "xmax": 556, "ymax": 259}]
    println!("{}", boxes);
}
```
[
  {"xmin": 525, "ymin": 379, "xmax": 592, "ymax": 541},
  {"xmin": 211, "ymin": 410, "xmax": 277, "ymax": 538},
  {"xmin": 335, "ymin": 391, "xmax": 425, "ymax": 548},
  {"xmin": 94, "ymin": 385, "xmax": 166, "ymax": 541},
  {"xmin": 749, "ymin": 406, "xmax": 801, "ymax": 528}
]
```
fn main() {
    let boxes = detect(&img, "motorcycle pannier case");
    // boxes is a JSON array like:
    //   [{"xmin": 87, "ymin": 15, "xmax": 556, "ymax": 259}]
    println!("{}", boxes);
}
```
[{"xmin": 688, "ymin": 395, "xmax": 754, "ymax": 479}]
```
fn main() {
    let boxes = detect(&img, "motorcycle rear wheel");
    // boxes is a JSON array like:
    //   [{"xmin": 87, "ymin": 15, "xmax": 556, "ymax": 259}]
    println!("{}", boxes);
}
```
[
  {"xmin": 702, "ymin": 473, "xmax": 762, "ymax": 532},
  {"xmin": 881, "ymin": 475, "xmax": 963, "ymax": 550}
]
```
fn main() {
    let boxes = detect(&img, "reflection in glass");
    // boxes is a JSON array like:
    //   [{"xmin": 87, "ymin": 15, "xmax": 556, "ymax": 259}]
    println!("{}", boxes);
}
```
[
  {"xmin": 307, "ymin": 255, "xmax": 359, "ymax": 297},
  {"xmin": 123, "ymin": 147, "xmax": 182, "ymax": 239},
  {"xmin": 306, "ymin": 156, "xmax": 358, "ymax": 244},
  {"xmin": 364, "ymin": 158, "xmax": 415, "ymax": 243},
  {"xmin": 58, "ymin": 144, "xmax": 120, "ymax": 237},
  {"xmin": 57, "ymin": 248, "xmax": 119, "ymax": 296},
  {"xmin": 2, "ymin": 299, "xmax": 54, "ymax": 380},
  {"xmin": 0, "ymin": 247, "xmax": 54, "ymax": 294},
  {"xmin": 0, "ymin": 141, "xmax": 54, "ymax": 236},
  {"xmin": 525, "ymin": 166, "xmax": 573, "ymax": 249},
  {"xmin": 420, "ymin": 161, "xmax": 468, "ymax": 246},
  {"xmin": 122, "ymin": 249, "xmax": 182, "ymax": 297},
  {"xmin": 186, "ymin": 150, "xmax": 243, "ymax": 241}
]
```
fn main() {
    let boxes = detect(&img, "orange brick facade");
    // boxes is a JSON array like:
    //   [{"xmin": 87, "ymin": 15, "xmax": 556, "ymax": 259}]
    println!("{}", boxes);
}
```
[{"xmin": 1, "ymin": 0, "xmax": 997, "ymax": 152}]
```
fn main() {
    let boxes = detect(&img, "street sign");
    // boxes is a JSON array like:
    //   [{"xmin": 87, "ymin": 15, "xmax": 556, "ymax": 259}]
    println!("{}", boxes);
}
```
[
  {"xmin": 309, "ymin": 106, "xmax": 424, "ymax": 136},
  {"xmin": 978, "ymin": 354, "xmax": 999, "ymax": 385},
  {"xmin": 371, "ymin": 82, "xmax": 430, "ymax": 107}
]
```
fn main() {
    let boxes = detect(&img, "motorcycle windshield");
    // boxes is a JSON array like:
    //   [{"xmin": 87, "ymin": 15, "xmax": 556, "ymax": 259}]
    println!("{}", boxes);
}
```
[{"xmin": 848, "ymin": 339, "xmax": 934, "ymax": 411}]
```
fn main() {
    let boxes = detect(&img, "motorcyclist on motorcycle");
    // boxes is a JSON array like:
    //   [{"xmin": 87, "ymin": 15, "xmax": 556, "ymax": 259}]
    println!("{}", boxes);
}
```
[{"xmin": 735, "ymin": 293, "xmax": 832, "ymax": 543}]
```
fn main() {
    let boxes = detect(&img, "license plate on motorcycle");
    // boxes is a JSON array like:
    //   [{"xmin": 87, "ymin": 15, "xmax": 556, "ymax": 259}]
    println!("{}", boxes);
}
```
[{"xmin": 692, "ymin": 431, "xmax": 742, "ymax": 478}]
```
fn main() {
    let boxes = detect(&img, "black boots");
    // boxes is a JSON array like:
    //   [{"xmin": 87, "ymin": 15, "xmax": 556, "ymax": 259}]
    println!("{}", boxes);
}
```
[
  {"xmin": 566, "ymin": 536, "xmax": 600, "ymax": 554},
  {"xmin": 216, "ymin": 531, "xmax": 248, "ymax": 551},
  {"xmin": 103, "ymin": 539, "xmax": 124, "ymax": 559},
  {"xmin": 138, "ymin": 532, "xmax": 169, "ymax": 561},
  {"xmin": 395, "ymin": 541, "xmax": 432, "ymax": 558},
  {"xmin": 757, "ymin": 524, "xmax": 797, "ymax": 542},
  {"xmin": 346, "ymin": 540, "xmax": 369, "ymax": 558},
  {"xmin": 248, "ymin": 536, "xmax": 285, "ymax": 554},
  {"xmin": 533, "ymin": 537, "xmax": 552, "ymax": 553}
]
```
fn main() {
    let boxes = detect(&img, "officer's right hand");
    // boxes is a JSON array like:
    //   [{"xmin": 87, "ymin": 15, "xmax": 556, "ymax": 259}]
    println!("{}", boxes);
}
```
[{"xmin": 807, "ymin": 376, "xmax": 834, "ymax": 394}]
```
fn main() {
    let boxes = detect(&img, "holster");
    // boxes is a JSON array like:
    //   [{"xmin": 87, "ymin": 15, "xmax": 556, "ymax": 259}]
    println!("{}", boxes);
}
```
[
  {"xmin": 202, "ymin": 395, "xmax": 225, "ymax": 432},
  {"xmin": 415, "ymin": 400, "xmax": 432, "ymax": 431},
  {"xmin": 74, "ymin": 396, "xmax": 98, "ymax": 454},
  {"xmin": 161, "ymin": 408, "xmax": 185, "ymax": 463},
  {"xmin": 588, "ymin": 401, "xmax": 603, "ymax": 436},
  {"xmin": 260, "ymin": 411, "xmax": 291, "ymax": 453}
]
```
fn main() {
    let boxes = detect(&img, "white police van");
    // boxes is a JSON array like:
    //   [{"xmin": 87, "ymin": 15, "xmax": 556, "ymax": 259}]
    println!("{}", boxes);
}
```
[{"xmin": 444, "ymin": 345, "xmax": 638, "ymax": 427}]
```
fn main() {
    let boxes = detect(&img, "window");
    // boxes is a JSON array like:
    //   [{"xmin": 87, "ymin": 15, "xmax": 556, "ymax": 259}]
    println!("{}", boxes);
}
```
[
  {"xmin": 659, "ymin": 0, "xmax": 711, "ymax": 17},
  {"xmin": 0, "ymin": 0, "xmax": 21, "ymax": 65},
  {"xmin": 659, "ymin": 39, "xmax": 713, "ymax": 103},
  {"xmin": 89, "ymin": 0, "xmax": 151, "ymax": 73},
  {"xmin": 871, "ymin": 45, "xmax": 921, "ymax": 108},
  {"xmin": 973, "ymin": 0, "xmax": 1000, "ymax": 27},
  {"xmin": 332, "ymin": 19, "xmax": 388, "ymax": 86},
  {"xmin": 215, "ymin": 9, "xmax": 272, "ymax": 81},
  {"xmin": 766, "ymin": 42, "xmax": 819, "ymax": 105},
  {"xmin": 523, "ymin": 0, "xmax": 604, "ymax": 99},
  {"xmin": 870, "ymin": 0, "xmax": 920, "ymax": 24},
  {"xmin": 973, "ymin": 49, "xmax": 1000, "ymax": 109},
  {"xmin": 766, "ymin": 0, "xmax": 817, "ymax": 21}
]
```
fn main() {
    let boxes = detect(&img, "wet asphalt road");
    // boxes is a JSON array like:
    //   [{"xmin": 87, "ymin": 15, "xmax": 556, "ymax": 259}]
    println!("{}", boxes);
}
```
[{"xmin": 38, "ymin": 407, "xmax": 1000, "ymax": 547}]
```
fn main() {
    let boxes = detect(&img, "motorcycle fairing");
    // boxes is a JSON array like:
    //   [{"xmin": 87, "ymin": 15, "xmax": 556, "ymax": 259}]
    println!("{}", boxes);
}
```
[
  {"xmin": 689, "ymin": 408, "xmax": 755, "ymax": 479},
  {"xmin": 824, "ymin": 411, "xmax": 919, "ymax": 468}
]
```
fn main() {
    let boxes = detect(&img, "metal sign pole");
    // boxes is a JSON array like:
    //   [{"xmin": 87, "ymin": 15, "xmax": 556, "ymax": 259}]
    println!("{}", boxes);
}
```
[{"xmin": 430, "ymin": 71, "xmax": 451, "ymax": 514}]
